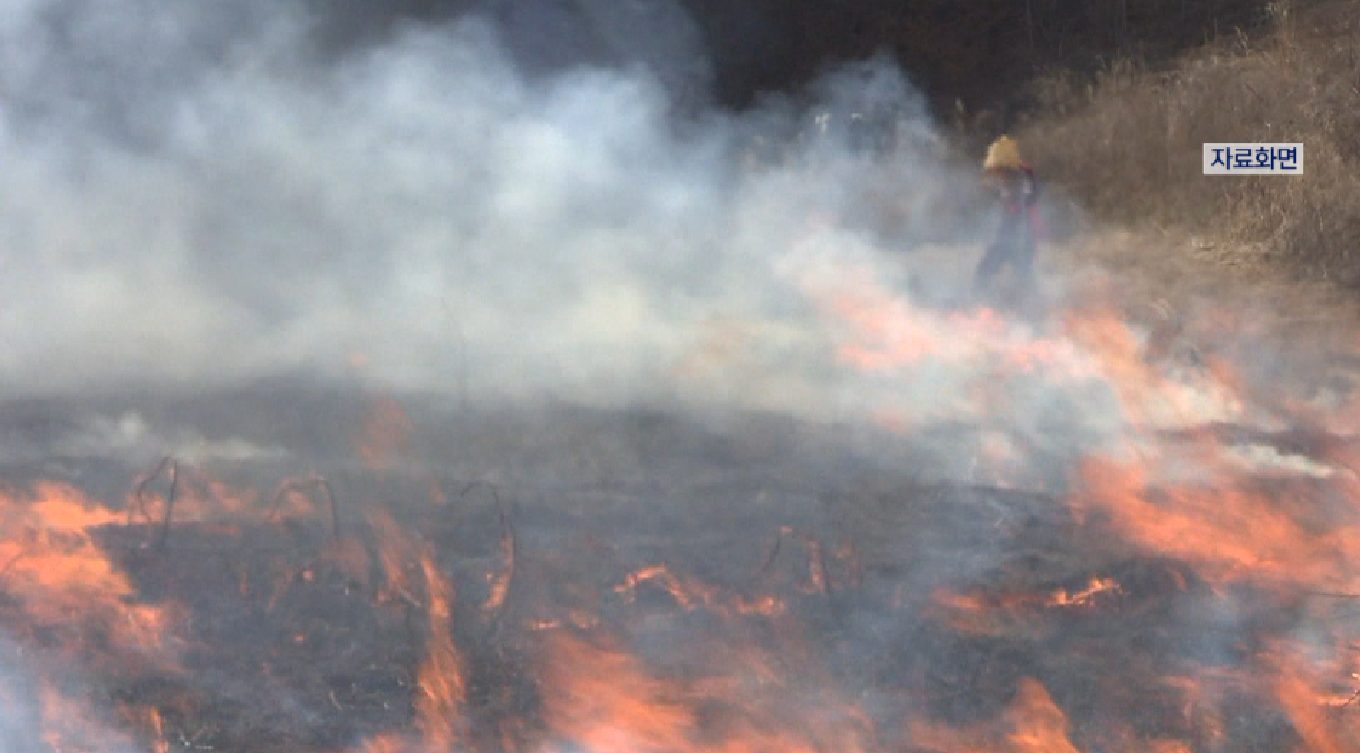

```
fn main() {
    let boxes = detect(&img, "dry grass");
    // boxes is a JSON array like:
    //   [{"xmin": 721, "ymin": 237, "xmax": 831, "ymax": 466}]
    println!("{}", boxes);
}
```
[{"xmin": 1015, "ymin": 0, "xmax": 1360, "ymax": 287}]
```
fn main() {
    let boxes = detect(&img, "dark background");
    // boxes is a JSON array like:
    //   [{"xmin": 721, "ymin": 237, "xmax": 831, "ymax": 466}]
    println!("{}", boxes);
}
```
[{"xmin": 303, "ymin": 0, "xmax": 1280, "ymax": 119}]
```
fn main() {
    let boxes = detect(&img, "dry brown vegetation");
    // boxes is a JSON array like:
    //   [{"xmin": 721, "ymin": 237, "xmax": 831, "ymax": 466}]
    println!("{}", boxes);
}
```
[{"xmin": 1013, "ymin": 0, "xmax": 1360, "ymax": 288}]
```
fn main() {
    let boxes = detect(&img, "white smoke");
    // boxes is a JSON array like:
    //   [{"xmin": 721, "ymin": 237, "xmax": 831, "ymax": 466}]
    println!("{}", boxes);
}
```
[
  {"xmin": 0, "ymin": 2, "xmax": 957, "ymax": 396},
  {"xmin": 0, "ymin": 0, "xmax": 1172, "ymax": 482},
  {"xmin": 0, "ymin": 632, "xmax": 144, "ymax": 753}
]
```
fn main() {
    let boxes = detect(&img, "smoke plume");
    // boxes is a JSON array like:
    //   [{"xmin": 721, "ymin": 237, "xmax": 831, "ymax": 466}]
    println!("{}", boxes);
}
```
[{"xmin": 0, "ymin": 0, "xmax": 1161, "ymax": 486}]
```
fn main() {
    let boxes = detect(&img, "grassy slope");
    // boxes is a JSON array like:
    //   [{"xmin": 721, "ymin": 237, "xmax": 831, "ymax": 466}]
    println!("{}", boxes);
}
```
[{"xmin": 1009, "ymin": 0, "xmax": 1359, "ymax": 301}]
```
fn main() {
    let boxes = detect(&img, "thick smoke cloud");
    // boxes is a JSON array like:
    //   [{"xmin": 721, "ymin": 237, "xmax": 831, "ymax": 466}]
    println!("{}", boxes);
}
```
[
  {"xmin": 0, "ymin": 0, "xmax": 1149, "ymax": 476},
  {"xmin": 0, "ymin": 2, "xmax": 942, "ymax": 399}
]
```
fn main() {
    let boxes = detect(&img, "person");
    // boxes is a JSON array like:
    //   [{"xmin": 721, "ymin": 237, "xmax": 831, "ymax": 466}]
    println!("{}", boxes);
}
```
[{"xmin": 974, "ymin": 135, "xmax": 1044, "ymax": 293}]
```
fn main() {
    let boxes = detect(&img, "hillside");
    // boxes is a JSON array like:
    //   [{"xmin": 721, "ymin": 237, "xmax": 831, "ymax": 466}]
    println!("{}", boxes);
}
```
[{"xmin": 998, "ymin": 0, "xmax": 1360, "ymax": 313}]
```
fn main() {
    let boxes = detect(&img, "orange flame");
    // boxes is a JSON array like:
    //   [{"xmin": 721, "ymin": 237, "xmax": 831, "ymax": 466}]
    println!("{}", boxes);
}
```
[
  {"xmin": 413, "ymin": 553, "xmax": 467, "ymax": 750},
  {"xmin": 0, "ymin": 483, "xmax": 182, "ymax": 660},
  {"xmin": 909, "ymin": 679, "xmax": 1081, "ymax": 753}
]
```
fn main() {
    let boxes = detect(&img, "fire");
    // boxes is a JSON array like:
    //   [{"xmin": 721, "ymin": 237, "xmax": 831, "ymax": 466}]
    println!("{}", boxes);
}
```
[
  {"xmin": 615, "ymin": 562, "xmax": 787, "ymax": 617},
  {"xmin": 0, "ymin": 483, "xmax": 195, "ymax": 752},
  {"xmin": 39, "ymin": 681, "xmax": 143, "ymax": 753},
  {"xmin": 539, "ymin": 633, "xmax": 701, "ymax": 753},
  {"xmin": 128, "ymin": 458, "xmax": 265, "ymax": 530},
  {"xmin": 539, "ymin": 631, "xmax": 874, "ymax": 753},
  {"xmin": 909, "ymin": 679, "xmax": 1081, "ymax": 753},
  {"xmin": 803, "ymin": 269, "xmax": 1360, "ymax": 751},
  {"xmin": 929, "ymin": 576, "xmax": 1126, "ymax": 640},
  {"xmin": 829, "ymin": 290, "xmax": 1092, "ymax": 381},
  {"xmin": 1073, "ymin": 454, "xmax": 1360, "ymax": 591},
  {"xmin": 355, "ymin": 395, "xmax": 415, "ymax": 471},
  {"xmin": 412, "ymin": 553, "xmax": 468, "ymax": 751},
  {"xmin": 8, "ymin": 269, "xmax": 1360, "ymax": 753},
  {"xmin": 354, "ymin": 502, "xmax": 470, "ymax": 753},
  {"xmin": 1271, "ymin": 645, "xmax": 1354, "ymax": 753},
  {"xmin": 368, "ymin": 507, "xmax": 418, "ymax": 606},
  {"xmin": 0, "ymin": 482, "xmax": 182, "ymax": 659},
  {"xmin": 1046, "ymin": 576, "xmax": 1122, "ymax": 606}
]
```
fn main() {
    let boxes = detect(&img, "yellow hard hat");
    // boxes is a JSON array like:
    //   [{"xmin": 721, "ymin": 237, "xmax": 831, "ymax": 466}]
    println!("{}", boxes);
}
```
[{"xmin": 982, "ymin": 135, "xmax": 1023, "ymax": 172}]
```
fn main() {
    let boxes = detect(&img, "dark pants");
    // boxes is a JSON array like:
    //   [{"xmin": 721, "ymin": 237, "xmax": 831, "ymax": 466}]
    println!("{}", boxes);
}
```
[{"xmin": 974, "ymin": 212, "xmax": 1035, "ymax": 291}]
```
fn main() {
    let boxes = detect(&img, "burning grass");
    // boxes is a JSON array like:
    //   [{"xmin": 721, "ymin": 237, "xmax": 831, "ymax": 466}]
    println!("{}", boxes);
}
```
[
  {"xmin": 1, "ymin": 429, "xmax": 1358, "ymax": 751},
  {"xmin": 2, "ymin": 279, "xmax": 1360, "ymax": 753}
]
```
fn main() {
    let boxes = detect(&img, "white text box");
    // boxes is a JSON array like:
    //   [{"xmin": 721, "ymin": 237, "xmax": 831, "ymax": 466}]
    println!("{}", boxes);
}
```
[{"xmin": 1204, "ymin": 143, "xmax": 1303, "ymax": 175}]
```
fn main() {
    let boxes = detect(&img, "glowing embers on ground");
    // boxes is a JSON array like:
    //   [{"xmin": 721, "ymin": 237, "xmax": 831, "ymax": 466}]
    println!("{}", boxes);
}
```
[{"xmin": 931, "ymin": 575, "xmax": 1127, "ymax": 638}]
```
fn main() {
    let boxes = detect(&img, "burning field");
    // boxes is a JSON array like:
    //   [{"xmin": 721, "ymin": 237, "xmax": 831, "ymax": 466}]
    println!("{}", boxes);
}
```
[
  {"xmin": 2, "ymin": 1, "xmax": 1360, "ymax": 751},
  {"xmin": 3, "ymin": 284, "xmax": 1360, "ymax": 753}
]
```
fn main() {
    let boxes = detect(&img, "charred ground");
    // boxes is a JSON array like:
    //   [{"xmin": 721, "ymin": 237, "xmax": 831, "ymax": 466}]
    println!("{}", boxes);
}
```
[{"xmin": 2, "ymin": 383, "xmax": 1357, "ymax": 752}]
